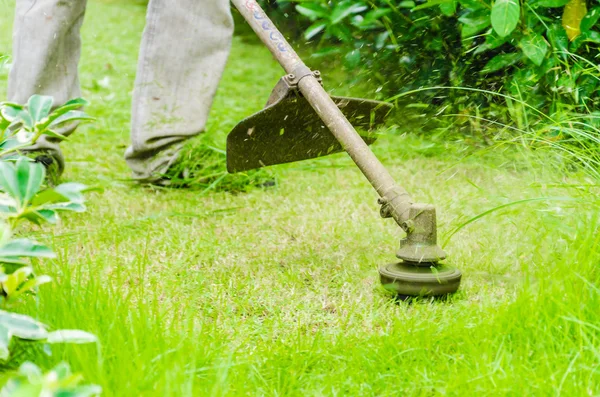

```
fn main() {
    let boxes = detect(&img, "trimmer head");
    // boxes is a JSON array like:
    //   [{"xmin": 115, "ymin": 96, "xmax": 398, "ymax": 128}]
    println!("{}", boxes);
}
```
[
  {"xmin": 378, "ymin": 203, "xmax": 462, "ymax": 297},
  {"xmin": 227, "ymin": 73, "xmax": 392, "ymax": 173},
  {"xmin": 379, "ymin": 262, "xmax": 462, "ymax": 297}
]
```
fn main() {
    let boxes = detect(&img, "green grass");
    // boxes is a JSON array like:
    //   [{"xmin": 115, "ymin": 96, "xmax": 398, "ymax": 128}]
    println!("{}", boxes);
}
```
[
  {"xmin": 1, "ymin": 1, "xmax": 600, "ymax": 395},
  {"xmin": 162, "ymin": 137, "xmax": 274, "ymax": 192}
]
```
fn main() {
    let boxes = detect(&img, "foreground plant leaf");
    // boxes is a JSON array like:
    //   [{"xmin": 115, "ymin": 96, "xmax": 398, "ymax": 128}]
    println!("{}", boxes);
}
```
[
  {"xmin": 0, "ymin": 266, "xmax": 52, "ymax": 300},
  {"xmin": 481, "ymin": 52, "xmax": 522, "ymax": 74},
  {"xmin": 46, "ymin": 330, "xmax": 98, "ymax": 344},
  {"xmin": 0, "ymin": 310, "xmax": 48, "ymax": 344},
  {"xmin": 519, "ymin": 32, "xmax": 549, "ymax": 66},
  {"xmin": 0, "ymin": 238, "xmax": 55, "ymax": 264},
  {"xmin": 16, "ymin": 158, "xmax": 44, "ymax": 205},
  {"xmin": 42, "ymin": 98, "xmax": 90, "ymax": 127},
  {"xmin": 580, "ymin": 7, "xmax": 600, "ymax": 32},
  {"xmin": 1, "ymin": 361, "xmax": 102, "ymax": 396},
  {"xmin": 0, "ymin": 325, "xmax": 10, "ymax": 361},
  {"xmin": 0, "ymin": 310, "xmax": 97, "ymax": 361},
  {"xmin": 0, "ymin": 266, "xmax": 32, "ymax": 297},
  {"xmin": 27, "ymin": 95, "xmax": 54, "ymax": 124},
  {"xmin": 491, "ymin": 0, "xmax": 520, "ymax": 37},
  {"xmin": 48, "ymin": 110, "xmax": 95, "ymax": 130},
  {"xmin": 0, "ymin": 161, "xmax": 22, "ymax": 205}
]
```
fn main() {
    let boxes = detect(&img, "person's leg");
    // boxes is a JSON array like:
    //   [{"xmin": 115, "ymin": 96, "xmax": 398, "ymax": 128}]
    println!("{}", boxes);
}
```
[
  {"xmin": 125, "ymin": 0, "xmax": 234, "ymax": 182},
  {"xmin": 8, "ymin": 0, "xmax": 88, "ymax": 175}
]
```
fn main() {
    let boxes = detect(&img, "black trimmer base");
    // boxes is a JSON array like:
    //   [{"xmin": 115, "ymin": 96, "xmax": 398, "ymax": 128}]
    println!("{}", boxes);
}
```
[{"xmin": 379, "ymin": 262, "xmax": 462, "ymax": 297}]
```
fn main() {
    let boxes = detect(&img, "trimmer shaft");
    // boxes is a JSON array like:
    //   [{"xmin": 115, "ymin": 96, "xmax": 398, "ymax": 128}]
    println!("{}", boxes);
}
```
[{"xmin": 230, "ymin": 0, "xmax": 462, "ymax": 299}]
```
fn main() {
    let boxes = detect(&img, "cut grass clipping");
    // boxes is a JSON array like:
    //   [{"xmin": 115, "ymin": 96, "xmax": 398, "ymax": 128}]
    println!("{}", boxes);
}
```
[{"xmin": 164, "ymin": 138, "xmax": 276, "ymax": 192}]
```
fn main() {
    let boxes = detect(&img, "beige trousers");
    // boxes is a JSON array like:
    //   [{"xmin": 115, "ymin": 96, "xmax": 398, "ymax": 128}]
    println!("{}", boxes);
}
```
[{"xmin": 9, "ymin": 0, "xmax": 233, "ymax": 181}]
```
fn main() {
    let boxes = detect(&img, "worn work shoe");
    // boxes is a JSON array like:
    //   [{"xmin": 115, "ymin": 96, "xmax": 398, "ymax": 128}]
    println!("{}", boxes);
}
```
[
  {"xmin": 27, "ymin": 151, "xmax": 62, "ymax": 187},
  {"xmin": 155, "ymin": 138, "xmax": 276, "ymax": 192}
]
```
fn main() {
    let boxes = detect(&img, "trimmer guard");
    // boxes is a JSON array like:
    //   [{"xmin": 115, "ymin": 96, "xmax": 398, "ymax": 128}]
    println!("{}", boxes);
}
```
[{"xmin": 227, "ymin": 92, "xmax": 392, "ymax": 173}]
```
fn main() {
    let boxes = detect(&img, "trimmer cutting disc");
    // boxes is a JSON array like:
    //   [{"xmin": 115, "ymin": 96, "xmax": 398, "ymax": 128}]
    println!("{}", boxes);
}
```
[
  {"xmin": 227, "ymin": 94, "xmax": 392, "ymax": 173},
  {"xmin": 379, "ymin": 262, "xmax": 462, "ymax": 297}
]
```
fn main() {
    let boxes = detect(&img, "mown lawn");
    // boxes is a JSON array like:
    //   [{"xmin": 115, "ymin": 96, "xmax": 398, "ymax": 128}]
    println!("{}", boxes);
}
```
[{"xmin": 1, "ymin": 1, "xmax": 599, "ymax": 395}]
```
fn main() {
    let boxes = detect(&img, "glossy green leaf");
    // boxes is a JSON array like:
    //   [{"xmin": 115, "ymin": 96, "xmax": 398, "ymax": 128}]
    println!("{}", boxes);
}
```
[
  {"xmin": 586, "ymin": 30, "xmax": 600, "ymax": 43},
  {"xmin": 10, "ymin": 275, "xmax": 51, "ymax": 299},
  {"xmin": 519, "ymin": 32, "xmax": 548, "ymax": 66},
  {"xmin": 54, "ymin": 182, "xmax": 88, "ymax": 202},
  {"xmin": 355, "ymin": 8, "xmax": 391, "ymax": 28},
  {"xmin": 41, "ymin": 128, "xmax": 67, "ymax": 141},
  {"xmin": 331, "ymin": 2, "xmax": 368, "ymax": 24},
  {"xmin": 329, "ymin": 22, "xmax": 354, "ymax": 42},
  {"xmin": 43, "ymin": 202, "xmax": 86, "ymax": 213},
  {"xmin": 0, "ymin": 325, "xmax": 9, "ymax": 360},
  {"xmin": 398, "ymin": 1, "xmax": 416, "ymax": 8},
  {"xmin": 570, "ymin": 29, "xmax": 600, "ymax": 50},
  {"xmin": 39, "ymin": 97, "xmax": 89, "ymax": 129},
  {"xmin": 0, "ymin": 310, "xmax": 48, "ymax": 340},
  {"xmin": 460, "ymin": 11, "xmax": 492, "ymax": 38},
  {"xmin": 48, "ymin": 110, "xmax": 94, "ymax": 129},
  {"xmin": 475, "ymin": 29, "xmax": 509, "ymax": 54},
  {"xmin": 491, "ymin": 0, "xmax": 521, "ymax": 37},
  {"xmin": 31, "ymin": 189, "xmax": 71, "ymax": 206},
  {"xmin": 0, "ymin": 104, "xmax": 24, "ymax": 122},
  {"xmin": 17, "ymin": 111, "xmax": 34, "ymax": 130},
  {"xmin": 375, "ymin": 31, "xmax": 390, "ymax": 49},
  {"xmin": 16, "ymin": 157, "xmax": 44, "ymax": 205},
  {"xmin": 440, "ymin": 0, "xmax": 457, "ymax": 16},
  {"xmin": 481, "ymin": 52, "xmax": 522, "ymax": 73},
  {"xmin": 1, "ymin": 267, "xmax": 32, "ymax": 296},
  {"xmin": 62, "ymin": 97, "xmax": 89, "ymax": 108},
  {"xmin": 580, "ymin": 7, "xmax": 600, "ymax": 32},
  {"xmin": 0, "ymin": 138, "xmax": 24, "ymax": 152},
  {"xmin": 0, "ymin": 239, "xmax": 55, "ymax": 260},
  {"xmin": 0, "ymin": 196, "xmax": 18, "ymax": 216},
  {"xmin": 46, "ymin": 330, "xmax": 97, "ymax": 344},
  {"xmin": 0, "ymin": 162, "xmax": 22, "ymax": 203},
  {"xmin": 2, "ymin": 361, "xmax": 102, "ymax": 396},
  {"xmin": 0, "ymin": 118, "xmax": 9, "ymax": 133},
  {"xmin": 304, "ymin": 22, "xmax": 327, "ymax": 40},
  {"xmin": 21, "ymin": 209, "xmax": 59, "ymax": 225},
  {"xmin": 27, "ymin": 95, "xmax": 53, "ymax": 123},
  {"xmin": 1, "ymin": 381, "xmax": 43, "ymax": 396}
]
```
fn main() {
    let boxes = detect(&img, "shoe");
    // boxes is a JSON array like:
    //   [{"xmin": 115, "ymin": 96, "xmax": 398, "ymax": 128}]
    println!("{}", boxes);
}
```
[
  {"xmin": 13, "ymin": 150, "xmax": 63, "ymax": 187},
  {"xmin": 29, "ymin": 152, "xmax": 63, "ymax": 187}
]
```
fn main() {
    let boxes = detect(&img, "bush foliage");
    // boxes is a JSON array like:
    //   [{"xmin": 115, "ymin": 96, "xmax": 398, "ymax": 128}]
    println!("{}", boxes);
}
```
[{"xmin": 259, "ymin": 0, "xmax": 599, "ymax": 115}]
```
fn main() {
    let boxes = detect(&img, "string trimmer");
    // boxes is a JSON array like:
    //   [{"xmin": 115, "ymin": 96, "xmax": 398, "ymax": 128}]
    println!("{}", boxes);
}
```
[{"xmin": 227, "ymin": 0, "xmax": 462, "ymax": 297}]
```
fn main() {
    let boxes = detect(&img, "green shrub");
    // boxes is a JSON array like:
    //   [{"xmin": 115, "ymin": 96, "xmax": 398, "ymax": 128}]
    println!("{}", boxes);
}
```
[
  {"xmin": 0, "ymin": 96, "xmax": 100, "ymax": 394},
  {"xmin": 261, "ymin": 0, "xmax": 599, "ymax": 116}
]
